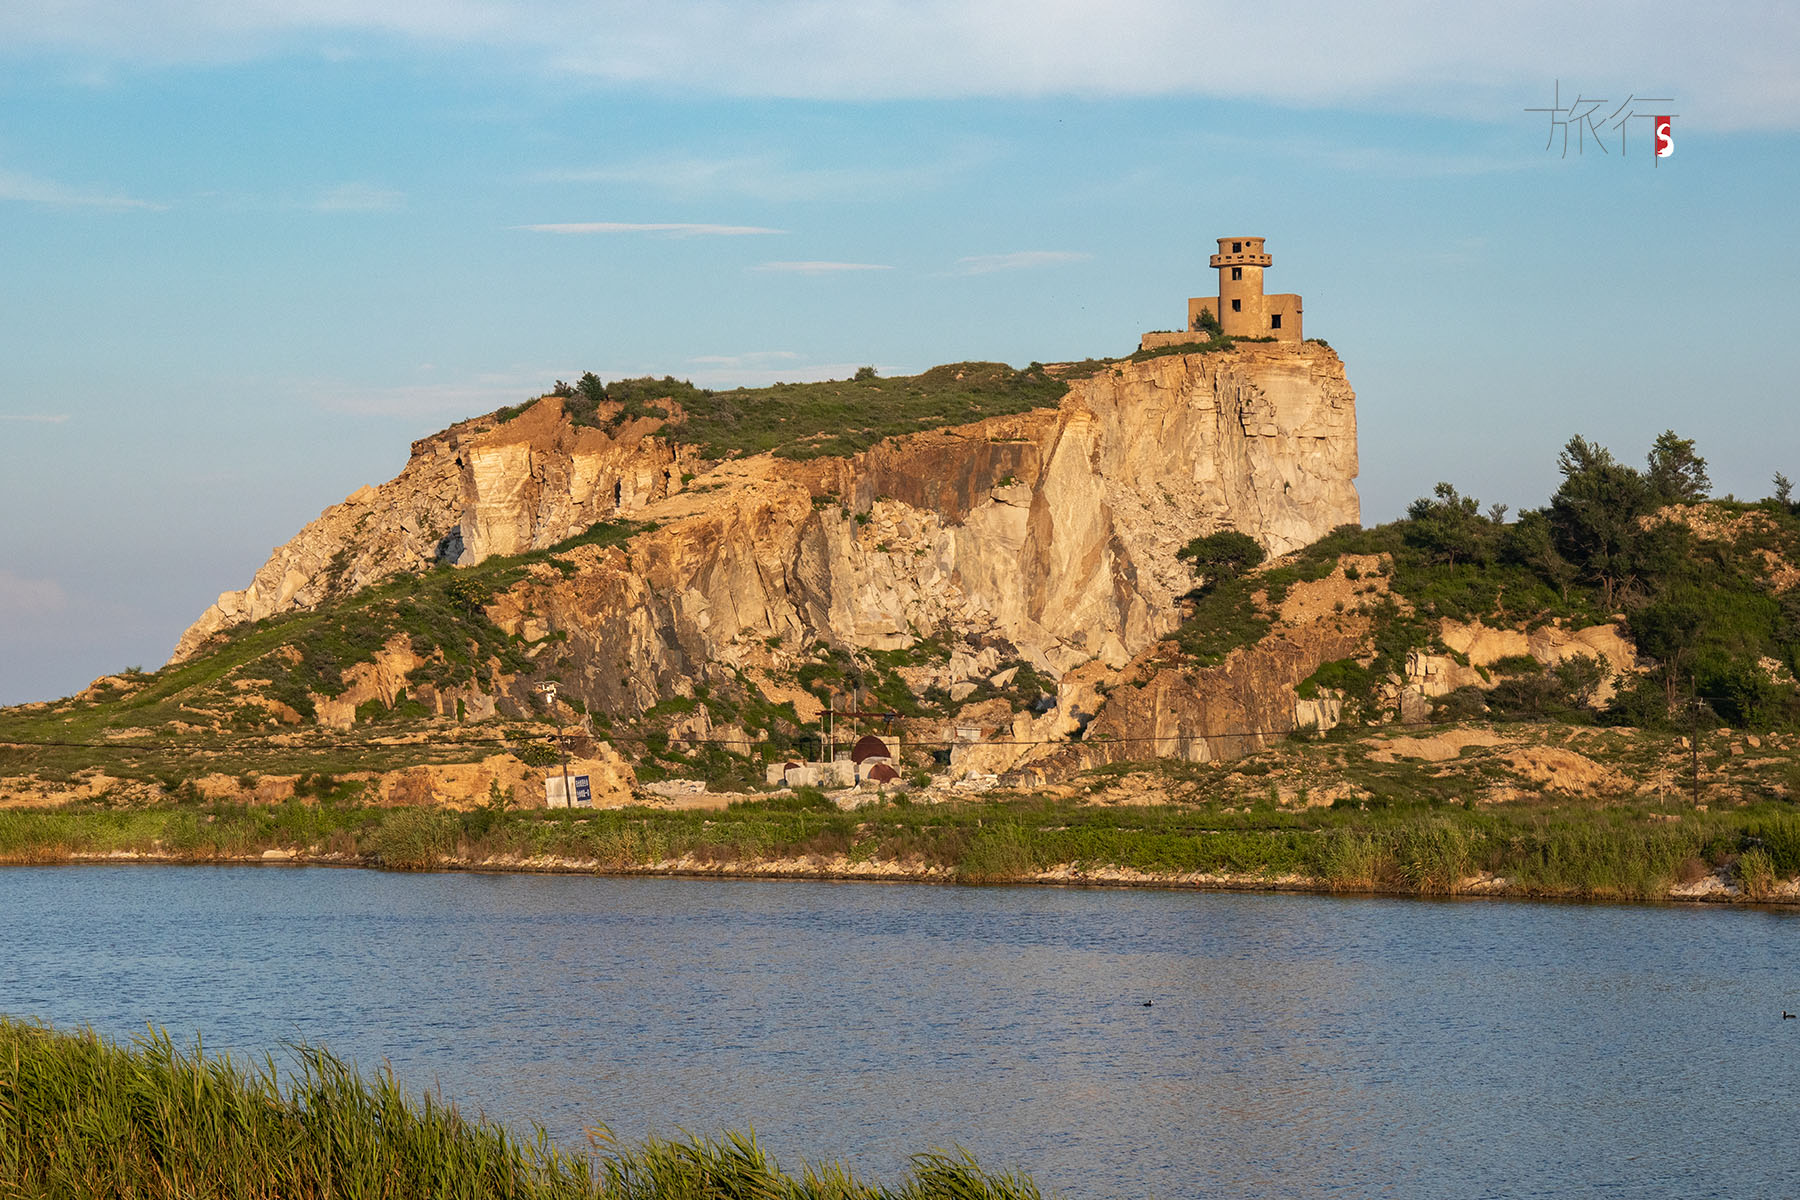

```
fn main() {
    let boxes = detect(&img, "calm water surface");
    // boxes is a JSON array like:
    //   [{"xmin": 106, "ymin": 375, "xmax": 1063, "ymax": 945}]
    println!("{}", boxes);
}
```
[{"xmin": 2, "ymin": 866, "xmax": 1797, "ymax": 1197}]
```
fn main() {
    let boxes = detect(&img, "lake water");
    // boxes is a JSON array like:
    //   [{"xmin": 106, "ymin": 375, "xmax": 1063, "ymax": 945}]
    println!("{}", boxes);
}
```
[{"xmin": 2, "ymin": 866, "xmax": 1797, "ymax": 1197}]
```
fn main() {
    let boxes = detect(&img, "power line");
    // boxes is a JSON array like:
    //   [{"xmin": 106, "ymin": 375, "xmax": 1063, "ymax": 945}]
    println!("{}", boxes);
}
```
[{"xmin": 6, "ymin": 716, "xmax": 1754, "ymax": 758}]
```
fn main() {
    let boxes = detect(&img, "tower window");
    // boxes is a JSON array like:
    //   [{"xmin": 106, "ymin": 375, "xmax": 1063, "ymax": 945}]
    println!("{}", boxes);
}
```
[
  {"xmin": 1271, "ymin": 314, "xmax": 1282, "ymax": 330},
  {"xmin": 1231, "ymin": 299, "xmax": 1241, "ymax": 312},
  {"xmin": 1232, "ymin": 241, "xmax": 1242, "ymax": 252},
  {"xmin": 1231, "ymin": 267, "xmax": 1243, "ymax": 281}
]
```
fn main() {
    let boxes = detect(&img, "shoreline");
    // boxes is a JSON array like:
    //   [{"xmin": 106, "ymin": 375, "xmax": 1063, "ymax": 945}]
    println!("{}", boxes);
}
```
[{"xmin": 7, "ymin": 846, "xmax": 1796, "ymax": 908}]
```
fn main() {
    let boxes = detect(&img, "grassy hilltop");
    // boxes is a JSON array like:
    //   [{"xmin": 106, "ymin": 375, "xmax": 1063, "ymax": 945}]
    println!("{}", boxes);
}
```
[
  {"xmin": 500, "ymin": 334, "xmax": 1247, "ymax": 462},
  {"xmin": 504, "ymin": 361, "xmax": 1068, "ymax": 461}
]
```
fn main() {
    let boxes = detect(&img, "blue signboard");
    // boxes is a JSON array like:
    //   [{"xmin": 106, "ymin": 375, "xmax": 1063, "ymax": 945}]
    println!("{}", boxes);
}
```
[{"xmin": 573, "ymin": 775, "xmax": 592, "ymax": 808}]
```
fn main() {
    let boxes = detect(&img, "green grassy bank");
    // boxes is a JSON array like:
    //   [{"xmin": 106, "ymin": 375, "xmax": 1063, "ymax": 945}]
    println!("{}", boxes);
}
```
[
  {"xmin": 5, "ymin": 782, "xmax": 1799, "ymax": 902},
  {"xmin": 0, "ymin": 1019, "xmax": 1042, "ymax": 1199}
]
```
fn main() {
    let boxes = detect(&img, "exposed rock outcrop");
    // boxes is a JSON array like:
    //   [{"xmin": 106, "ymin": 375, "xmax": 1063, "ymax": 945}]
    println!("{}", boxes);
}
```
[
  {"xmin": 1034, "ymin": 557, "xmax": 1378, "ymax": 777},
  {"xmin": 1408, "ymin": 618, "xmax": 1640, "ymax": 705},
  {"xmin": 170, "ymin": 402, "xmax": 692, "ymax": 663},
  {"xmin": 172, "ymin": 345, "xmax": 1361, "ymax": 706}
]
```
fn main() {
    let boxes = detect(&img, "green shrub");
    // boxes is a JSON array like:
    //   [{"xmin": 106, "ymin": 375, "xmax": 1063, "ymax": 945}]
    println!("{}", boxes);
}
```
[
  {"xmin": 528, "ymin": 361, "xmax": 1067, "ymax": 463},
  {"xmin": 1315, "ymin": 830, "xmax": 1389, "ymax": 891},
  {"xmin": 1737, "ymin": 846, "xmax": 1777, "ymax": 899},
  {"xmin": 373, "ymin": 809, "xmax": 454, "ymax": 870},
  {"xmin": 517, "ymin": 742, "xmax": 560, "ymax": 768},
  {"xmin": 1174, "ymin": 574, "xmax": 1271, "ymax": 667},
  {"xmin": 1177, "ymin": 530, "xmax": 1266, "ymax": 581},
  {"xmin": 1392, "ymin": 822, "xmax": 1476, "ymax": 894},
  {"xmin": 1745, "ymin": 813, "xmax": 1800, "ymax": 874},
  {"xmin": 1297, "ymin": 657, "xmax": 1375, "ymax": 701},
  {"xmin": 958, "ymin": 823, "xmax": 1039, "ymax": 883}
]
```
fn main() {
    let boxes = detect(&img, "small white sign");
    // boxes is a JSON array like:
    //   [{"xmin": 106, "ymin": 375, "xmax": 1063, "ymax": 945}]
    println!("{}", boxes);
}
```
[{"xmin": 544, "ymin": 774, "xmax": 592, "ymax": 809}]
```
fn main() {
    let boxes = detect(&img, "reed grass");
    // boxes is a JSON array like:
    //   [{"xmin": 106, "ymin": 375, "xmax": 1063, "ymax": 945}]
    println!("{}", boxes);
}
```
[
  {"xmin": 956, "ymin": 823, "xmax": 1038, "ymax": 884},
  {"xmin": 0, "ymin": 1019, "xmax": 1044, "ymax": 1200},
  {"xmin": 373, "ymin": 808, "xmax": 457, "ymax": 870},
  {"xmin": 1315, "ymin": 831, "xmax": 1389, "ymax": 892},
  {"xmin": 1736, "ymin": 846, "xmax": 1777, "ymax": 899},
  {"xmin": 2, "ymin": 788, "xmax": 1797, "ymax": 903}
]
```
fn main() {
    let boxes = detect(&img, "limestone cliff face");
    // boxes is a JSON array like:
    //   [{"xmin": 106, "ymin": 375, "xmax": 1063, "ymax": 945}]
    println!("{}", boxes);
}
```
[
  {"xmin": 171, "ymin": 401, "xmax": 689, "ymax": 662},
  {"xmin": 1037, "ymin": 558, "xmax": 1382, "ymax": 778},
  {"xmin": 173, "ymin": 345, "xmax": 1360, "ymax": 715}
]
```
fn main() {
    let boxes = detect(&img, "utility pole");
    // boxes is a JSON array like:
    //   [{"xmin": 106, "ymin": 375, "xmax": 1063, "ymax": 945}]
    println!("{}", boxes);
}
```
[
  {"xmin": 1688, "ymin": 692, "xmax": 1703, "ymax": 808},
  {"xmin": 539, "ymin": 682, "xmax": 572, "ymax": 809}
]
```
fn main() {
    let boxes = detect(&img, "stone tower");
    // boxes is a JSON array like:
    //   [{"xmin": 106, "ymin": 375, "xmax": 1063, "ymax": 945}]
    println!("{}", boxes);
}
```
[{"xmin": 1186, "ymin": 236, "xmax": 1303, "ymax": 343}]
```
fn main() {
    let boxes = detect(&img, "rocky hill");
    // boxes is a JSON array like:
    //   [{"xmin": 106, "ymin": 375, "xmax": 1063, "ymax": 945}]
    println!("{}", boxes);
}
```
[
  {"xmin": 11, "ymin": 342, "xmax": 1800, "ymax": 911},
  {"xmin": 177, "ymin": 345, "xmax": 1357, "ymax": 666},
  {"xmin": 161, "ymin": 343, "xmax": 1355, "ymax": 740},
  {"xmin": 10, "ymin": 337, "xmax": 1799, "ymax": 818},
  {"xmin": 0, "ymin": 341, "xmax": 1378, "ymax": 804}
]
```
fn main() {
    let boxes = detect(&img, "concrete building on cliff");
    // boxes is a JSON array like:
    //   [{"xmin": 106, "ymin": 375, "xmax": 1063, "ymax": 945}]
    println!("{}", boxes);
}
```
[
  {"xmin": 1193, "ymin": 236, "xmax": 1302, "ymax": 342},
  {"xmin": 1143, "ymin": 235, "xmax": 1304, "ymax": 351}
]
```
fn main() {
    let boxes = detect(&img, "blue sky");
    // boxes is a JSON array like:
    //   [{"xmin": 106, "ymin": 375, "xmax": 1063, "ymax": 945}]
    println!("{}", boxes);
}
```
[{"xmin": 3, "ymin": 1, "xmax": 1798, "ymax": 704}]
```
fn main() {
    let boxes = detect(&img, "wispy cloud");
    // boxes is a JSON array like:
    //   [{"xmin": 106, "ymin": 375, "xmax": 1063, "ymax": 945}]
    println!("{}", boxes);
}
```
[
  {"xmin": 0, "ymin": 413, "xmax": 72, "ymax": 424},
  {"xmin": 2, "ymin": 2, "xmax": 1791, "ymax": 130},
  {"xmin": 516, "ymin": 221, "xmax": 783, "ymax": 237},
  {"xmin": 688, "ymin": 351, "xmax": 801, "ymax": 368},
  {"xmin": 311, "ymin": 182, "xmax": 405, "ymax": 212},
  {"xmin": 754, "ymin": 261, "xmax": 891, "ymax": 274},
  {"xmin": 953, "ymin": 250, "xmax": 1091, "ymax": 275},
  {"xmin": 536, "ymin": 148, "xmax": 986, "ymax": 203},
  {"xmin": 0, "ymin": 168, "xmax": 161, "ymax": 211},
  {"xmin": 301, "ymin": 369, "xmax": 555, "ymax": 419},
  {"xmin": 0, "ymin": 571, "xmax": 68, "ymax": 618},
  {"xmin": 1186, "ymin": 128, "xmax": 1545, "ymax": 179}
]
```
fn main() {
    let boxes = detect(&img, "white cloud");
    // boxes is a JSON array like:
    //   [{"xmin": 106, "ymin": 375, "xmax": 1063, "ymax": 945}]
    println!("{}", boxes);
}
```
[
  {"xmin": 302, "ymin": 369, "xmax": 555, "ymax": 418},
  {"xmin": 535, "ymin": 148, "xmax": 986, "ymax": 203},
  {"xmin": 0, "ymin": 571, "xmax": 68, "ymax": 619},
  {"xmin": 0, "ymin": 2, "xmax": 1794, "ymax": 129},
  {"xmin": 754, "ymin": 261, "xmax": 891, "ymax": 274},
  {"xmin": 953, "ymin": 250, "xmax": 1091, "ymax": 275},
  {"xmin": 689, "ymin": 351, "xmax": 801, "ymax": 367},
  {"xmin": 311, "ymin": 182, "xmax": 405, "ymax": 212},
  {"xmin": 0, "ymin": 168, "xmax": 161, "ymax": 210},
  {"xmin": 516, "ymin": 221, "xmax": 783, "ymax": 236},
  {"xmin": 0, "ymin": 413, "xmax": 71, "ymax": 423}
]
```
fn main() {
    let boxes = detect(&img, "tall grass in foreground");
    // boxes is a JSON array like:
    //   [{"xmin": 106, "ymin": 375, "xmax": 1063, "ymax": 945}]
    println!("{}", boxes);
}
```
[{"xmin": 0, "ymin": 1019, "xmax": 1043, "ymax": 1200}]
